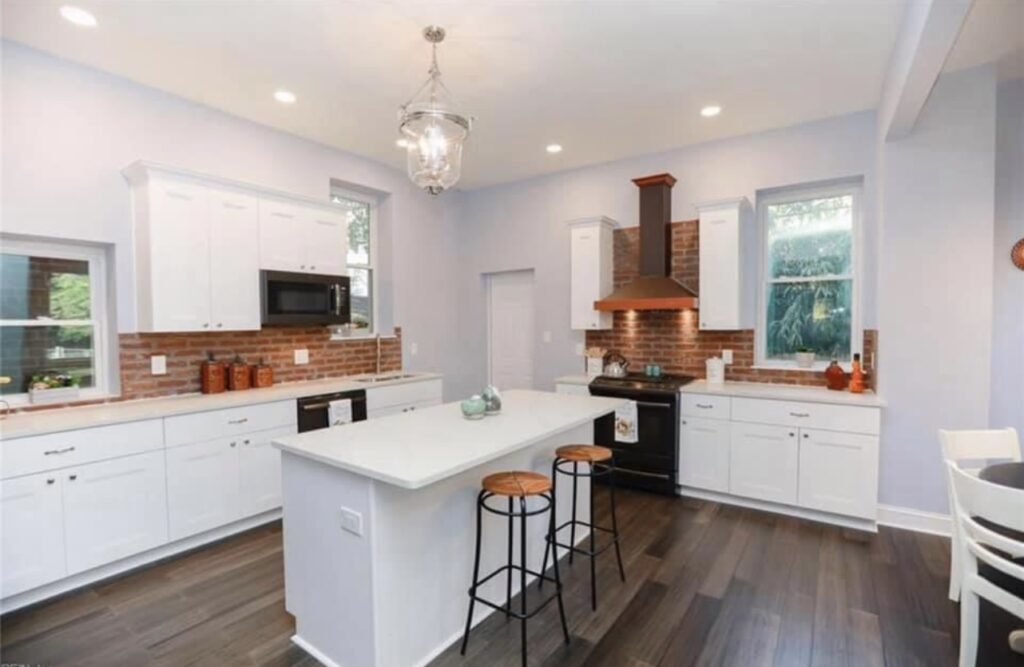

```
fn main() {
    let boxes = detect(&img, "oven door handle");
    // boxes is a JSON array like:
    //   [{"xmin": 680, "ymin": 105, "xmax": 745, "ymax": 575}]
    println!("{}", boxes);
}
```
[
  {"xmin": 635, "ymin": 401, "xmax": 672, "ymax": 409},
  {"xmin": 611, "ymin": 466, "xmax": 674, "ymax": 481}
]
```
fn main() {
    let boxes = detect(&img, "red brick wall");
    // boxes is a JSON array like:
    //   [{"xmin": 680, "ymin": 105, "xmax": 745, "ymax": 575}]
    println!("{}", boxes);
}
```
[{"xmin": 586, "ymin": 221, "xmax": 877, "ymax": 388}]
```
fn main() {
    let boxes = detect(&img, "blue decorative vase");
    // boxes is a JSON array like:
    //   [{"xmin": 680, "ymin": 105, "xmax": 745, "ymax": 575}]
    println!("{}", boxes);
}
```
[
  {"xmin": 482, "ymin": 385, "xmax": 502, "ymax": 415},
  {"xmin": 461, "ymin": 395, "xmax": 487, "ymax": 420}
]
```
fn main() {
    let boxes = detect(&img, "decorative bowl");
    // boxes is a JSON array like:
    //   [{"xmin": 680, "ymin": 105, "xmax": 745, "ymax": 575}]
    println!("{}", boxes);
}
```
[
  {"xmin": 482, "ymin": 385, "xmax": 502, "ymax": 415},
  {"xmin": 461, "ymin": 395, "xmax": 487, "ymax": 420}
]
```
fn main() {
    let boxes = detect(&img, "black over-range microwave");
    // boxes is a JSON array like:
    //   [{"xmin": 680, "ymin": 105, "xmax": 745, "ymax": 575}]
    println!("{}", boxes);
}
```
[{"xmin": 260, "ymin": 270, "xmax": 350, "ymax": 326}]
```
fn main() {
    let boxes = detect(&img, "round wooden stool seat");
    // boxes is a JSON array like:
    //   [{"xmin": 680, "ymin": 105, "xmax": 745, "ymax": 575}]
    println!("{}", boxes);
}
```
[
  {"xmin": 555, "ymin": 444, "xmax": 613, "ymax": 463},
  {"xmin": 482, "ymin": 471, "xmax": 552, "ymax": 497}
]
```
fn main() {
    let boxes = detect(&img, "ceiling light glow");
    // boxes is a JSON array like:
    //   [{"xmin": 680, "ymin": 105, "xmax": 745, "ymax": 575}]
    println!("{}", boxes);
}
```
[
  {"xmin": 60, "ymin": 5, "xmax": 97, "ymax": 27},
  {"xmin": 396, "ymin": 138, "xmax": 410, "ymax": 148},
  {"xmin": 546, "ymin": 144, "xmax": 563, "ymax": 154},
  {"xmin": 700, "ymin": 105, "xmax": 722, "ymax": 118},
  {"xmin": 274, "ymin": 90, "xmax": 297, "ymax": 104}
]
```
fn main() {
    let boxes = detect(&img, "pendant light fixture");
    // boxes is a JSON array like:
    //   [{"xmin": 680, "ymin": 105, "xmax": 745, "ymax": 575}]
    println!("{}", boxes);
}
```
[{"xmin": 398, "ymin": 26, "xmax": 473, "ymax": 195}]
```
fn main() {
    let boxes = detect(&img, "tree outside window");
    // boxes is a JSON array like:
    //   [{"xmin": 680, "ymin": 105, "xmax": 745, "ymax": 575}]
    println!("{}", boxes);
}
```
[{"xmin": 332, "ymin": 193, "xmax": 374, "ymax": 332}]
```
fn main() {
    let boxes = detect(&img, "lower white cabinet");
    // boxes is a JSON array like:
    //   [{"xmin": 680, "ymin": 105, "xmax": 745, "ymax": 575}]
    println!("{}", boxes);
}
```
[
  {"xmin": 63, "ymin": 451, "xmax": 168, "ymax": 575},
  {"xmin": 238, "ymin": 427, "xmax": 292, "ymax": 517},
  {"xmin": 678, "ymin": 416, "xmax": 730, "ymax": 492},
  {"xmin": 167, "ymin": 437, "xmax": 241, "ymax": 541},
  {"xmin": 728, "ymin": 422, "xmax": 799, "ymax": 505},
  {"xmin": 798, "ymin": 428, "xmax": 878, "ymax": 519},
  {"xmin": 1, "ymin": 472, "xmax": 66, "ymax": 598},
  {"xmin": 366, "ymin": 379, "xmax": 443, "ymax": 419}
]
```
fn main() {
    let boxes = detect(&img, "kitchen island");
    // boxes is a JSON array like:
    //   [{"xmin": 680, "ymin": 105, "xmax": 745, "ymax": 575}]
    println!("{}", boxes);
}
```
[{"xmin": 272, "ymin": 389, "xmax": 624, "ymax": 667}]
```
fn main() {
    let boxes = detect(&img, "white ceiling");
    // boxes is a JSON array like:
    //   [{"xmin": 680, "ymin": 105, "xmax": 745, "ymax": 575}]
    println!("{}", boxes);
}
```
[
  {"xmin": 944, "ymin": 0, "xmax": 1024, "ymax": 80},
  {"xmin": 0, "ymin": 0, "xmax": 918, "ymax": 189}
]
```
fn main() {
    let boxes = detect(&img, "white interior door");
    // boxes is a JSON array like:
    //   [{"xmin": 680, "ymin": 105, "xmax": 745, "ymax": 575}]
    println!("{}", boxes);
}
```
[{"xmin": 487, "ymin": 270, "xmax": 535, "ymax": 390}]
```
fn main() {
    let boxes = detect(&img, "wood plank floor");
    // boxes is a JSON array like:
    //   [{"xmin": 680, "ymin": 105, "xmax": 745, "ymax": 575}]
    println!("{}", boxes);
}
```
[{"xmin": 2, "ymin": 488, "xmax": 1022, "ymax": 667}]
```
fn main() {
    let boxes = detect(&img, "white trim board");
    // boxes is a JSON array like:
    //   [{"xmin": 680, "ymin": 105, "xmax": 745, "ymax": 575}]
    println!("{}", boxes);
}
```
[{"xmin": 876, "ymin": 504, "xmax": 951, "ymax": 537}]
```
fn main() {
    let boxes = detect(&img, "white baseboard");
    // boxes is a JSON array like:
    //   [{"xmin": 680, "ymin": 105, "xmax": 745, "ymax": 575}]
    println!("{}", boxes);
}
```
[
  {"xmin": 677, "ymin": 486, "xmax": 877, "ymax": 533},
  {"xmin": 291, "ymin": 635, "xmax": 342, "ymax": 667},
  {"xmin": 1, "ymin": 509, "xmax": 281, "ymax": 614},
  {"xmin": 876, "ymin": 504, "xmax": 951, "ymax": 537}
]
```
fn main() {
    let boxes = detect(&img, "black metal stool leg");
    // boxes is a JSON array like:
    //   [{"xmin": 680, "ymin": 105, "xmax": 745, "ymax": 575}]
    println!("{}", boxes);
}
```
[
  {"xmin": 519, "ymin": 496, "xmax": 528, "ymax": 667},
  {"xmin": 569, "ymin": 461, "xmax": 578, "ymax": 565},
  {"xmin": 547, "ymin": 492, "xmax": 571, "ymax": 645},
  {"xmin": 539, "ymin": 458, "xmax": 558, "ymax": 592},
  {"xmin": 588, "ymin": 462, "xmax": 597, "ymax": 611},
  {"xmin": 506, "ymin": 496, "xmax": 514, "ymax": 618},
  {"xmin": 460, "ymin": 490, "xmax": 485, "ymax": 655},
  {"xmin": 608, "ymin": 460, "xmax": 626, "ymax": 583}
]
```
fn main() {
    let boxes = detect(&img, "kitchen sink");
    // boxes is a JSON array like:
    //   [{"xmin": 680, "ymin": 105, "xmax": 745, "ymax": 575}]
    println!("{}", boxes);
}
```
[{"xmin": 353, "ymin": 373, "xmax": 420, "ymax": 384}]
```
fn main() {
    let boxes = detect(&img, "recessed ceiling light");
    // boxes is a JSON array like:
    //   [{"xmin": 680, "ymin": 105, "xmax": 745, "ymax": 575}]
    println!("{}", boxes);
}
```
[
  {"xmin": 273, "ymin": 90, "xmax": 297, "ymax": 104},
  {"xmin": 546, "ymin": 144, "xmax": 563, "ymax": 154},
  {"xmin": 700, "ymin": 105, "xmax": 722, "ymax": 118},
  {"xmin": 60, "ymin": 5, "xmax": 97, "ymax": 27},
  {"xmin": 396, "ymin": 138, "xmax": 409, "ymax": 148}
]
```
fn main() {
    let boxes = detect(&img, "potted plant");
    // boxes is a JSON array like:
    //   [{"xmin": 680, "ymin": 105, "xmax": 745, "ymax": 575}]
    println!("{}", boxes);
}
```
[
  {"xmin": 29, "ymin": 373, "xmax": 81, "ymax": 404},
  {"xmin": 794, "ymin": 347, "xmax": 816, "ymax": 369}
]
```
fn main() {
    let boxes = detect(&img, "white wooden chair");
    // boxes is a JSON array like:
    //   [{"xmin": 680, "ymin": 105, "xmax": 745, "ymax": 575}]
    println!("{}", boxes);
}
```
[
  {"xmin": 940, "ymin": 428, "xmax": 1021, "ymax": 600},
  {"xmin": 946, "ymin": 461, "xmax": 1024, "ymax": 667}
]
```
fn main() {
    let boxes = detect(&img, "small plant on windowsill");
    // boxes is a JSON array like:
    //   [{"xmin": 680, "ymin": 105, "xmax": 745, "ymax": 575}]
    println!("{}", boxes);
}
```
[
  {"xmin": 794, "ymin": 347, "xmax": 816, "ymax": 369},
  {"xmin": 29, "ymin": 373, "xmax": 81, "ymax": 405}
]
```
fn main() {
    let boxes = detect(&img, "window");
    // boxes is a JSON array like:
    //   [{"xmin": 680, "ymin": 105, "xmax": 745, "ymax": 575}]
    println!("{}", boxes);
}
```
[
  {"xmin": 331, "ymin": 190, "xmax": 376, "ymax": 333},
  {"xmin": 757, "ymin": 181, "xmax": 861, "ymax": 368},
  {"xmin": 0, "ymin": 238, "xmax": 113, "ymax": 402}
]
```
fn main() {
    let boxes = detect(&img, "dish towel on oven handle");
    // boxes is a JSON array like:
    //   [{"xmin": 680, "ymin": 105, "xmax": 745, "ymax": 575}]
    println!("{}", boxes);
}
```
[
  {"xmin": 329, "ymin": 399, "xmax": 353, "ymax": 427},
  {"xmin": 615, "ymin": 400, "xmax": 638, "ymax": 444}
]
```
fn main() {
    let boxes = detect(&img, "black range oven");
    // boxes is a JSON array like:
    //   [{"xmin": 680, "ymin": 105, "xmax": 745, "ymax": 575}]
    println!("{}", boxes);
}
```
[{"xmin": 588, "ymin": 373, "xmax": 694, "ymax": 495}]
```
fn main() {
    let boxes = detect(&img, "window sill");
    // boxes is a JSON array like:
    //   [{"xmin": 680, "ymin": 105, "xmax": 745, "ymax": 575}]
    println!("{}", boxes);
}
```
[
  {"xmin": 751, "ymin": 362, "xmax": 852, "ymax": 373},
  {"xmin": 328, "ymin": 331, "xmax": 397, "ymax": 342},
  {"xmin": 1, "ymin": 390, "xmax": 121, "ymax": 411}
]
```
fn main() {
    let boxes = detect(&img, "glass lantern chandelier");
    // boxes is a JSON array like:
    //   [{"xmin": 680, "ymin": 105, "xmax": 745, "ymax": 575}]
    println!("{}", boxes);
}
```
[{"xmin": 398, "ymin": 26, "xmax": 472, "ymax": 195}]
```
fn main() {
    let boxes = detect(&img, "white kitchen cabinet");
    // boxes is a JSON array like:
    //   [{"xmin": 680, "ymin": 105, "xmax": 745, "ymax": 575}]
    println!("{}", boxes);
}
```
[
  {"xmin": 62, "ymin": 451, "xmax": 168, "ymax": 575},
  {"xmin": 259, "ymin": 199, "xmax": 349, "ymax": 275},
  {"xmin": 696, "ymin": 198, "xmax": 752, "ymax": 331},
  {"xmin": 679, "ymin": 416, "xmax": 731, "ymax": 492},
  {"xmin": 125, "ymin": 166, "xmax": 261, "ymax": 332},
  {"xmin": 798, "ymin": 428, "xmax": 879, "ymax": 519},
  {"xmin": 208, "ymin": 187, "xmax": 260, "ymax": 330},
  {"xmin": 569, "ymin": 217, "xmax": 616, "ymax": 330},
  {"xmin": 166, "ymin": 437, "xmax": 241, "ymax": 541},
  {"xmin": 238, "ymin": 426, "xmax": 295, "ymax": 517},
  {"xmin": 0, "ymin": 472, "xmax": 66, "ymax": 598},
  {"xmin": 554, "ymin": 382, "xmax": 591, "ymax": 396},
  {"xmin": 729, "ymin": 421, "xmax": 798, "ymax": 504},
  {"xmin": 138, "ymin": 177, "xmax": 212, "ymax": 331}
]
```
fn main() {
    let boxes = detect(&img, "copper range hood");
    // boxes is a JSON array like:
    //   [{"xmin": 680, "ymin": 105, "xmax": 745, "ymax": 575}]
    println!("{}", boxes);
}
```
[{"xmin": 594, "ymin": 173, "xmax": 699, "ymax": 311}]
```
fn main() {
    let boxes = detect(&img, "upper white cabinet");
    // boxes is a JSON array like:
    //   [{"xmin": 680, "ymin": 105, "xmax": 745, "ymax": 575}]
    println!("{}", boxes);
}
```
[
  {"xmin": 259, "ymin": 198, "xmax": 348, "ymax": 275},
  {"xmin": 696, "ymin": 198, "xmax": 752, "ymax": 331},
  {"xmin": 208, "ymin": 187, "xmax": 261, "ymax": 330},
  {"xmin": 569, "ymin": 217, "xmax": 616, "ymax": 330}
]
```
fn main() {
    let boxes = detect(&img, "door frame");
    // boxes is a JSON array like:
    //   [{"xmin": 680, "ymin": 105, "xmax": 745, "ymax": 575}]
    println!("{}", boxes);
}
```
[{"xmin": 484, "ymin": 268, "xmax": 536, "ymax": 388}]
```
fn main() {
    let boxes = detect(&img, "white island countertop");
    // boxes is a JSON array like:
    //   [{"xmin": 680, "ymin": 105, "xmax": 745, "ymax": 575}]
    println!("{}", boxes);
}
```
[{"xmin": 273, "ymin": 389, "xmax": 624, "ymax": 489}]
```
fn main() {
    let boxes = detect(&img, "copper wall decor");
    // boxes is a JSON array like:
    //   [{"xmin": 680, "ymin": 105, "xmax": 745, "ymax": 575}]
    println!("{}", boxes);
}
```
[{"xmin": 1013, "ymin": 238, "xmax": 1024, "ymax": 271}]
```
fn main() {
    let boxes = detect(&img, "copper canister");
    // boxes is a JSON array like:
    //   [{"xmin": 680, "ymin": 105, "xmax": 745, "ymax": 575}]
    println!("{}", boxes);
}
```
[
  {"xmin": 227, "ymin": 356, "xmax": 251, "ymax": 391},
  {"xmin": 200, "ymin": 354, "xmax": 226, "ymax": 394},
  {"xmin": 251, "ymin": 359, "xmax": 274, "ymax": 389}
]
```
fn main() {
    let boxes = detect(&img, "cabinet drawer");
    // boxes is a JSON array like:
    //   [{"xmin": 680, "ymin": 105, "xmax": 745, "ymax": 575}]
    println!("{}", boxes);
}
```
[
  {"xmin": 366, "ymin": 379, "xmax": 443, "ymax": 410},
  {"xmin": 798, "ymin": 429, "xmax": 878, "ymax": 519},
  {"xmin": 164, "ymin": 400, "xmax": 295, "ymax": 447},
  {"xmin": 681, "ymin": 394, "xmax": 731, "ymax": 420},
  {"xmin": 2, "ymin": 420, "xmax": 164, "ymax": 480},
  {"xmin": 731, "ymin": 397, "xmax": 879, "ymax": 435}
]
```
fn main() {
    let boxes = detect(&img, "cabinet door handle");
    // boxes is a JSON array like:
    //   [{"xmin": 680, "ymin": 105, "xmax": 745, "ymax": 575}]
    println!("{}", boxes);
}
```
[
  {"xmin": 243, "ymin": 439, "xmax": 251, "ymax": 445},
  {"xmin": 46, "ymin": 478, "xmax": 55, "ymax": 485},
  {"xmin": 68, "ymin": 474, "xmax": 78, "ymax": 481},
  {"xmin": 789, "ymin": 432, "xmax": 795, "ymax": 437},
  {"xmin": 202, "ymin": 323, "xmax": 210, "ymax": 328},
  {"xmin": 228, "ymin": 418, "xmax": 248, "ymax": 425},
  {"xmin": 44, "ymin": 446, "xmax": 75, "ymax": 456},
  {"xmin": 230, "ymin": 442, "xmax": 237, "ymax": 448},
  {"xmin": 166, "ymin": 191, "xmax": 193, "ymax": 201},
  {"xmin": 789, "ymin": 412, "xmax": 810, "ymax": 418},
  {"xmin": 272, "ymin": 212, "xmax": 294, "ymax": 219},
  {"xmin": 310, "ymin": 265, "xmax": 316, "ymax": 270},
  {"xmin": 803, "ymin": 433, "xmax": 809, "ymax": 439},
  {"xmin": 695, "ymin": 404, "xmax": 713, "ymax": 409},
  {"xmin": 217, "ymin": 323, "xmax": 223, "ymax": 328}
]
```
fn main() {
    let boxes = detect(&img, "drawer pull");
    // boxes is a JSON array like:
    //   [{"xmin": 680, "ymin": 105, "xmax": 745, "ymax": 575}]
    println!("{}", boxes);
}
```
[
  {"xmin": 44, "ymin": 446, "xmax": 75, "ymax": 456},
  {"xmin": 812, "ymin": 440, "xmax": 863, "ymax": 451},
  {"xmin": 230, "ymin": 442, "xmax": 237, "ymax": 448},
  {"xmin": 695, "ymin": 403, "xmax": 714, "ymax": 409},
  {"xmin": 68, "ymin": 474, "xmax": 78, "ymax": 481},
  {"xmin": 228, "ymin": 418, "xmax": 249, "ymax": 425},
  {"xmin": 46, "ymin": 478, "xmax": 55, "ymax": 485},
  {"xmin": 789, "ymin": 412, "xmax": 810, "ymax": 418}
]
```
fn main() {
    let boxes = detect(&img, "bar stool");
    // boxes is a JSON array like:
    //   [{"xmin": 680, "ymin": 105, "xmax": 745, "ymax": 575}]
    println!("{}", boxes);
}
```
[
  {"xmin": 460, "ymin": 470, "xmax": 570, "ymax": 667},
  {"xmin": 540, "ymin": 445, "xmax": 625, "ymax": 611}
]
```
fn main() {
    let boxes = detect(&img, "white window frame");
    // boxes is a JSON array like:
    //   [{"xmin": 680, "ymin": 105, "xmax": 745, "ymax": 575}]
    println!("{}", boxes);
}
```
[
  {"xmin": 0, "ymin": 237, "xmax": 115, "ymax": 405},
  {"xmin": 754, "ymin": 180, "xmax": 863, "ymax": 371},
  {"xmin": 330, "ymin": 187, "xmax": 379, "ymax": 337}
]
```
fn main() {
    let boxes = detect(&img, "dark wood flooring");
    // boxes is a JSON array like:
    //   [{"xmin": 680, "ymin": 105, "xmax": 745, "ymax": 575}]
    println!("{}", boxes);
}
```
[{"xmin": 2, "ymin": 488, "xmax": 1021, "ymax": 667}]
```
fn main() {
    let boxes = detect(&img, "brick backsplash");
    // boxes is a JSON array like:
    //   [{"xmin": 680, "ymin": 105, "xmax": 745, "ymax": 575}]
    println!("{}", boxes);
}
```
[
  {"xmin": 586, "ymin": 221, "xmax": 877, "ymax": 388},
  {"xmin": 3, "ymin": 327, "xmax": 402, "ymax": 413}
]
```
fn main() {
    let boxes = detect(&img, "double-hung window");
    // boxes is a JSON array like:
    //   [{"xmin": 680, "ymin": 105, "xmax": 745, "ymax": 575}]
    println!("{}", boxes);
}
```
[
  {"xmin": 331, "ymin": 189, "xmax": 376, "ymax": 333},
  {"xmin": 0, "ymin": 238, "xmax": 114, "ymax": 403},
  {"xmin": 757, "ymin": 180, "xmax": 861, "ymax": 368}
]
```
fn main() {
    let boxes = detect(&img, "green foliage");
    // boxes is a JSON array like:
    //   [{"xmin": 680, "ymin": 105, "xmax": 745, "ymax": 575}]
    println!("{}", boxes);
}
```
[{"xmin": 49, "ymin": 273, "xmax": 92, "ymax": 346}]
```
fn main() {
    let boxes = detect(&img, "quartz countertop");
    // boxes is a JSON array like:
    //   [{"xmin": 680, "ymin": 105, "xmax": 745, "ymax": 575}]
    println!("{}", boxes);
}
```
[
  {"xmin": 680, "ymin": 379, "xmax": 885, "ymax": 407},
  {"xmin": 0, "ymin": 372, "xmax": 443, "ymax": 439},
  {"xmin": 554, "ymin": 375, "xmax": 591, "ymax": 386},
  {"xmin": 272, "ymin": 389, "xmax": 625, "ymax": 489}
]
